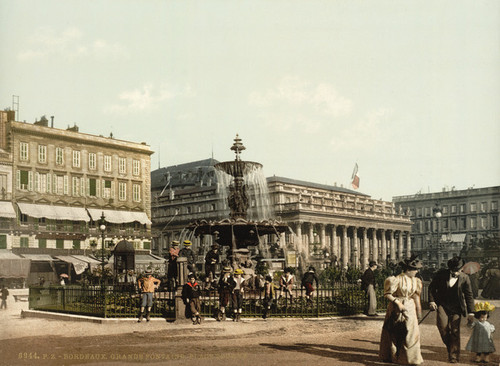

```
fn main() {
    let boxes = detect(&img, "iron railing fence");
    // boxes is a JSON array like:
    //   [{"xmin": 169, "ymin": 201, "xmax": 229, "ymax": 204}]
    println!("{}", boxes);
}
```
[
  {"xmin": 28, "ymin": 281, "xmax": 428, "ymax": 320},
  {"xmin": 29, "ymin": 286, "xmax": 175, "ymax": 319}
]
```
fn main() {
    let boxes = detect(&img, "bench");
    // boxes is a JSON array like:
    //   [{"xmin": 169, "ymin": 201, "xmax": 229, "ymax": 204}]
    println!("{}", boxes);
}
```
[{"xmin": 13, "ymin": 294, "xmax": 29, "ymax": 302}]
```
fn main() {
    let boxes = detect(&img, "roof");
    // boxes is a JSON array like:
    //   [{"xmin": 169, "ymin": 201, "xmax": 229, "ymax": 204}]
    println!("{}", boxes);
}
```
[
  {"xmin": 151, "ymin": 158, "xmax": 220, "ymax": 190},
  {"xmin": 113, "ymin": 240, "xmax": 135, "ymax": 253},
  {"xmin": 266, "ymin": 176, "xmax": 370, "ymax": 197}
]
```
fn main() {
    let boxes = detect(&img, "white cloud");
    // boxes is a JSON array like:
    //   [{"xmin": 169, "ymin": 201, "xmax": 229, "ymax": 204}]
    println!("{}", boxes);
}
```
[
  {"xmin": 329, "ymin": 108, "xmax": 393, "ymax": 151},
  {"xmin": 105, "ymin": 83, "xmax": 194, "ymax": 115},
  {"xmin": 17, "ymin": 27, "xmax": 127, "ymax": 61},
  {"xmin": 249, "ymin": 76, "xmax": 353, "ymax": 117}
]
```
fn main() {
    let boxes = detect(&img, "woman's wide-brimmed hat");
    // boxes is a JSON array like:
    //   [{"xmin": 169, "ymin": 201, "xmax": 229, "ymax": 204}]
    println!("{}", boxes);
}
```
[
  {"xmin": 400, "ymin": 256, "xmax": 423, "ymax": 270},
  {"xmin": 447, "ymin": 256, "xmax": 465, "ymax": 271}
]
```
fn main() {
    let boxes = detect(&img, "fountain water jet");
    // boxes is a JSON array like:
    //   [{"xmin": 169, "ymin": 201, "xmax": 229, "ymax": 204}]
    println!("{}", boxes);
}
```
[{"xmin": 186, "ymin": 135, "xmax": 290, "ymax": 265}]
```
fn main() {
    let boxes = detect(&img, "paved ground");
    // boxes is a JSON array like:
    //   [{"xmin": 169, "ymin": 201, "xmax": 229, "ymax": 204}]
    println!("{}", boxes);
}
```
[{"xmin": 0, "ymin": 293, "xmax": 499, "ymax": 366}]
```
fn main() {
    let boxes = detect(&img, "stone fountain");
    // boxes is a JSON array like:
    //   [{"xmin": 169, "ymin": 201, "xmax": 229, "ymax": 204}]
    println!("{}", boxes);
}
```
[{"xmin": 186, "ymin": 135, "xmax": 290, "ymax": 266}]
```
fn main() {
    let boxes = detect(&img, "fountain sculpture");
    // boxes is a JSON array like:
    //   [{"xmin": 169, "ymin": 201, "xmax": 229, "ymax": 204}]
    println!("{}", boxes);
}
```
[{"xmin": 186, "ymin": 135, "xmax": 290, "ymax": 265}]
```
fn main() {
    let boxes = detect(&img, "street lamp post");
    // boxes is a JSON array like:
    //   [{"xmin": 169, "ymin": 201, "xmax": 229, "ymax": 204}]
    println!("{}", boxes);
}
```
[
  {"xmin": 99, "ymin": 212, "xmax": 107, "ymax": 290},
  {"xmin": 433, "ymin": 204, "xmax": 442, "ymax": 268}
]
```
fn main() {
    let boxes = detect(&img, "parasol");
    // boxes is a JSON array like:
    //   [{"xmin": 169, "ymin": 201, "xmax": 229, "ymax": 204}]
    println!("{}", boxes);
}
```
[
  {"xmin": 59, "ymin": 273, "xmax": 69, "ymax": 278},
  {"xmin": 462, "ymin": 262, "xmax": 481, "ymax": 275}
]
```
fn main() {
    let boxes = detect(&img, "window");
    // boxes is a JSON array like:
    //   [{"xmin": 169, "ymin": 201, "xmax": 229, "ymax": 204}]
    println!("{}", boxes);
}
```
[
  {"xmin": 38, "ymin": 239, "xmax": 47, "ymax": 249},
  {"xmin": 56, "ymin": 147, "xmax": 64, "ymax": 165},
  {"xmin": 72, "ymin": 240, "xmax": 80, "ymax": 249},
  {"xmin": 133, "ymin": 159, "xmax": 140, "ymax": 176},
  {"xmin": 442, "ymin": 206, "xmax": 449, "ymax": 214},
  {"xmin": 36, "ymin": 173, "xmax": 47, "ymax": 193},
  {"xmin": 492, "ymin": 201, "xmax": 498, "ymax": 211},
  {"xmin": 118, "ymin": 182, "xmax": 127, "ymax": 201},
  {"xmin": 55, "ymin": 175, "xmax": 64, "ymax": 195},
  {"xmin": 18, "ymin": 170, "xmax": 32, "ymax": 191},
  {"xmin": 416, "ymin": 208, "xmax": 422, "ymax": 217},
  {"xmin": 470, "ymin": 203, "xmax": 477, "ymax": 212},
  {"xmin": 0, "ymin": 174, "xmax": 6, "ymax": 198},
  {"xmin": 20, "ymin": 142, "xmax": 29, "ymax": 161},
  {"xmin": 88, "ymin": 178, "xmax": 98, "ymax": 197},
  {"xmin": 481, "ymin": 202, "xmax": 487, "ymax": 212},
  {"xmin": 459, "ymin": 204, "xmax": 466, "ymax": 213},
  {"xmin": 470, "ymin": 217, "xmax": 477, "ymax": 229},
  {"xmin": 88, "ymin": 153, "xmax": 96, "ymax": 170},
  {"xmin": 424, "ymin": 207, "xmax": 430, "ymax": 217},
  {"xmin": 459, "ymin": 217, "xmax": 466, "ymax": 230},
  {"xmin": 72, "ymin": 176, "xmax": 80, "ymax": 196},
  {"xmin": 20, "ymin": 237, "xmax": 29, "ymax": 248},
  {"xmin": 72, "ymin": 150, "xmax": 81, "ymax": 168},
  {"xmin": 104, "ymin": 155, "xmax": 112, "ymax": 172},
  {"xmin": 493, "ymin": 215, "xmax": 498, "ymax": 229},
  {"xmin": 119, "ymin": 157, "xmax": 126, "ymax": 174},
  {"xmin": 133, "ymin": 184, "xmax": 141, "ymax": 202},
  {"xmin": 0, "ymin": 235, "xmax": 6, "ymax": 249},
  {"xmin": 38, "ymin": 145, "xmax": 47, "ymax": 163},
  {"xmin": 56, "ymin": 239, "xmax": 64, "ymax": 249},
  {"xmin": 103, "ymin": 179, "xmax": 112, "ymax": 198},
  {"xmin": 480, "ymin": 216, "xmax": 487, "ymax": 229},
  {"xmin": 451, "ymin": 205, "xmax": 457, "ymax": 214},
  {"xmin": 143, "ymin": 241, "xmax": 151, "ymax": 250}
]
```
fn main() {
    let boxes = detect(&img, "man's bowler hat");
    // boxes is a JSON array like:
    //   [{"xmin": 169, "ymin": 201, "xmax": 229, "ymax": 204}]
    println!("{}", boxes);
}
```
[{"xmin": 447, "ymin": 256, "xmax": 465, "ymax": 271}]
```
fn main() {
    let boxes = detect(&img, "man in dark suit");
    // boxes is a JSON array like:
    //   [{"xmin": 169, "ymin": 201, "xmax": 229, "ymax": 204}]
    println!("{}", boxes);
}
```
[
  {"xmin": 428, "ymin": 256, "xmax": 475, "ymax": 363},
  {"xmin": 361, "ymin": 260, "xmax": 378, "ymax": 316}
]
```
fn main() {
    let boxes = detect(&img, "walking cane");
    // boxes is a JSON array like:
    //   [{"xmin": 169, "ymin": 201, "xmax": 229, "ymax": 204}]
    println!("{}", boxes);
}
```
[{"xmin": 418, "ymin": 309, "xmax": 433, "ymax": 325}]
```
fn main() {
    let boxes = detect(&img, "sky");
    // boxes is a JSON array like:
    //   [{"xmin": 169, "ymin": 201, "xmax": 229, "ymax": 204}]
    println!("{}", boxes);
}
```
[{"xmin": 1, "ymin": 0, "xmax": 499, "ymax": 201}]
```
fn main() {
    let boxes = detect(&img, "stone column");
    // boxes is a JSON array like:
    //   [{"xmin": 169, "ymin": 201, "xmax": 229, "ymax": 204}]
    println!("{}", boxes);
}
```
[
  {"xmin": 405, "ymin": 232, "xmax": 411, "ymax": 259},
  {"xmin": 331, "ymin": 225, "xmax": 338, "ymax": 262},
  {"xmin": 352, "ymin": 227, "xmax": 358, "ymax": 267},
  {"xmin": 341, "ymin": 226, "xmax": 348, "ymax": 269},
  {"xmin": 389, "ymin": 230, "xmax": 396, "ymax": 262},
  {"xmin": 371, "ymin": 229, "xmax": 378, "ymax": 263},
  {"xmin": 398, "ymin": 231, "xmax": 404, "ymax": 260},
  {"xmin": 320, "ymin": 224, "xmax": 326, "ymax": 250},
  {"xmin": 295, "ymin": 222, "xmax": 305, "ymax": 261},
  {"xmin": 381, "ymin": 229, "xmax": 387, "ymax": 266},
  {"xmin": 362, "ymin": 228, "xmax": 369, "ymax": 269}
]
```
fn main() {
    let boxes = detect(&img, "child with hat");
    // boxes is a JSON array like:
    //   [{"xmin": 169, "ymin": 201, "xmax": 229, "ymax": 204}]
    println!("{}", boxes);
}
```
[
  {"xmin": 466, "ymin": 302, "xmax": 496, "ymax": 363},
  {"xmin": 231, "ymin": 268, "xmax": 245, "ymax": 321},
  {"xmin": 217, "ymin": 266, "xmax": 235, "ymax": 321}
]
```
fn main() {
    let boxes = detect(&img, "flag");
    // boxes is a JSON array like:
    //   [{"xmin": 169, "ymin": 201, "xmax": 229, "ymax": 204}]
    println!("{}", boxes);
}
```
[{"xmin": 351, "ymin": 163, "xmax": 360, "ymax": 189}]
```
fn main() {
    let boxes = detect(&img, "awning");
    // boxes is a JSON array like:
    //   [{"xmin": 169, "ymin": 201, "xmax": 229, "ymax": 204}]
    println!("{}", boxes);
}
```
[
  {"xmin": 17, "ymin": 203, "xmax": 90, "ymax": 222},
  {"xmin": 20, "ymin": 254, "xmax": 54, "ymax": 261},
  {"xmin": 0, "ymin": 250, "xmax": 31, "ymax": 278},
  {"xmin": 441, "ymin": 233, "xmax": 467, "ymax": 243},
  {"xmin": 135, "ymin": 254, "xmax": 165, "ymax": 264},
  {"xmin": 71, "ymin": 255, "xmax": 101, "ymax": 270},
  {"xmin": 55, "ymin": 255, "xmax": 88, "ymax": 275},
  {"xmin": 87, "ymin": 208, "xmax": 151, "ymax": 225},
  {"xmin": 0, "ymin": 201, "xmax": 16, "ymax": 218}
]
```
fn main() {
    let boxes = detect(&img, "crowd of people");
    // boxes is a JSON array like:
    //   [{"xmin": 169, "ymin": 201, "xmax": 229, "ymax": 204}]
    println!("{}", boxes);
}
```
[{"xmin": 136, "ymin": 239, "xmax": 498, "ymax": 363}]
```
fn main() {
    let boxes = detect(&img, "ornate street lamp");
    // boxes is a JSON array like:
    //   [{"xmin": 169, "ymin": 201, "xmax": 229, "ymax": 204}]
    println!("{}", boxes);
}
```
[
  {"xmin": 99, "ymin": 212, "xmax": 107, "ymax": 290},
  {"xmin": 433, "ymin": 203, "xmax": 443, "ymax": 268}
]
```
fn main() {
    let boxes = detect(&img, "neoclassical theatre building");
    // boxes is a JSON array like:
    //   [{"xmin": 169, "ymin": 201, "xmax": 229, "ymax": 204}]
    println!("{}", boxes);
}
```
[{"xmin": 151, "ymin": 159, "xmax": 412, "ymax": 270}]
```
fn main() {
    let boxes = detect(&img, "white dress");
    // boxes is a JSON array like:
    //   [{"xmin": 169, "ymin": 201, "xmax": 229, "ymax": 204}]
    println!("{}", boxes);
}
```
[{"xmin": 379, "ymin": 274, "xmax": 423, "ymax": 365}]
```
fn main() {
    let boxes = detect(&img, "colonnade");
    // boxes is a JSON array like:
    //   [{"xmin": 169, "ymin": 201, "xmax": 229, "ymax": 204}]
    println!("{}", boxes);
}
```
[{"xmin": 292, "ymin": 222, "xmax": 411, "ymax": 269}]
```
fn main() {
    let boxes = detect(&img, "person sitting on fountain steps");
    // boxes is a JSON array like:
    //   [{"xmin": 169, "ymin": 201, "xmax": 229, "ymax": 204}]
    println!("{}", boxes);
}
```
[
  {"xmin": 182, "ymin": 272, "xmax": 202, "ymax": 325},
  {"xmin": 179, "ymin": 240, "xmax": 196, "ymax": 273}
]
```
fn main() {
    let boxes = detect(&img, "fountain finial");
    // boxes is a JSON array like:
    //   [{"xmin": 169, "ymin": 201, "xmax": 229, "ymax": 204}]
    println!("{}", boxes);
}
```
[{"xmin": 230, "ymin": 134, "xmax": 246, "ymax": 161}]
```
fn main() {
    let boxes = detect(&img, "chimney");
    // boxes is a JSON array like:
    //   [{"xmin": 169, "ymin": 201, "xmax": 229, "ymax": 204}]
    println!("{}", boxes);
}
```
[{"xmin": 50, "ymin": 116, "xmax": 54, "ymax": 128}]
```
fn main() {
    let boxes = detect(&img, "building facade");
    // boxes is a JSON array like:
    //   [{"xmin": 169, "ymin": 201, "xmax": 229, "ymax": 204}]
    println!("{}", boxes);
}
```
[
  {"xmin": 0, "ymin": 110, "xmax": 153, "ymax": 256},
  {"xmin": 393, "ymin": 186, "xmax": 500, "ymax": 268},
  {"xmin": 151, "ymin": 159, "xmax": 412, "ymax": 270}
]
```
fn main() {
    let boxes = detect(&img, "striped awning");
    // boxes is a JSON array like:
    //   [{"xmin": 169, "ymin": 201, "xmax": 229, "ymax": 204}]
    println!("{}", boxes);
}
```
[{"xmin": 17, "ymin": 203, "xmax": 90, "ymax": 222}]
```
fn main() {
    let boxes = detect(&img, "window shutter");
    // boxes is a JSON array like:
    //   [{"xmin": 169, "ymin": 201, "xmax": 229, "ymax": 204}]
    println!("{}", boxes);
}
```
[
  {"xmin": 96, "ymin": 179, "xmax": 100, "ymax": 198},
  {"xmin": 111, "ymin": 181, "xmax": 115, "ymax": 199},
  {"xmin": 47, "ymin": 173, "xmax": 51, "ymax": 193},
  {"xmin": 64, "ymin": 175, "xmax": 68, "ymax": 195},
  {"xmin": 16, "ymin": 170, "xmax": 20, "ymax": 189},
  {"xmin": 81, "ymin": 177, "xmax": 85, "ymax": 196},
  {"xmin": 86, "ymin": 178, "xmax": 90, "ymax": 196},
  {"xmin": 28, "ymin": 171, "xmax": 33, "ymax": 191}
]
